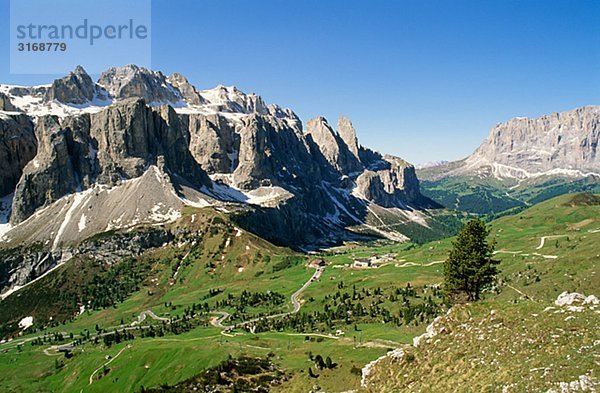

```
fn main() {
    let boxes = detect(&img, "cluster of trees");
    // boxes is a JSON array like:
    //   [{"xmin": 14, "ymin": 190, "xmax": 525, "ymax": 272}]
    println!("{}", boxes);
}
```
[
  {"xmin": 307, "ymin": 352, "xmax": 337, "ymax": 378},
  {"xmin": 244, "ymin": 283, "xmax": 442, "ymax": 334},
  {"xmin": 29, "ymin": 331, "xmax": 67, "ymax": 346},
  {"xmin": 216, "ymin": 290, "xmax": 285, "ymax": 310},
  {"xmin": 184, "ymin": 290, "xmax": 288, "ymax": 324},
  {"xmin": 79, "ymin": 257, "xmax": 153, "ymax": 310},
  {"xmin": 271, "ymin": 256, "xmax": 304, "ymax": 272},
  {"xmin": 98, "ymin": 315, "xmax": 202, "ymax": 347},
  {"xmin": 141, "ymin": 355, "xmax": 285, "ymax": 393},
  {"xmin": 203, "ymin": 288, "xmax": 224, "ymax": 299},
  {"xmin": 101, "ymin": 329, "xmax": 135, "ymax": 347}
]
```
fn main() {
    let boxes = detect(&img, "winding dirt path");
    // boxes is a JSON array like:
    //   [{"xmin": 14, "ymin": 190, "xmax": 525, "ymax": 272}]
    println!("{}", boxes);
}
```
[
  {"xmin": 395, "ymin": 260, "xmax": 445, "ymax": 268},
  {"xmin": 493, "ymin": 234, "xmax": 573, "ymax": 259},
  {"xmin": 536, "ymin": 235, "xmax": 568, "ymax": 250},
  {"xmin": 130, "ymin": 310, "xmax": 170, "ymax": 326},
  {"xmin": 286, "ymin": 333, "xmax": 339, "ymax": 340},
  {"xmin": 210, "ymin": 266, "xmax": 325, "ymax": 331},
  {"xmin": 209, "ymin": 311, "xmax": 231, "ymax": 329},
  {"xmin": 87, "ymin": 344, "xmax": 132, "ymax": 386}
]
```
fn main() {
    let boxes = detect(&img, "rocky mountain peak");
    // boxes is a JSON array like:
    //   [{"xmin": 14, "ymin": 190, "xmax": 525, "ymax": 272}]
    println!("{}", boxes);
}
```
[
  {"xmin": 44, "ymin": 65, "xmax": 101, "ymax": 105},
  {"xmin": 0, "ymin": 93, "xmax": 19, "ymax": 112},
  {"xmin": 98, "ymin": 65, "xmax": 182, "ymax": 104},
  {"xmin": 167, "ymin": 72, "xmax": 188, "ymax": 84},
  {"xmin": 305, "ymin": 117, "xmax": 340, "ymax": 156},
  {"xmin": 0, "ymin": 65, "xmax": 438, "ymax": 251},
  {"xmin": 198, "ymin": 85, "xmax": 270, "ymax": 115},
  {"xmin": 306, "ymin": 116, "xmax": 363, "ymax": 174},
  {"xmin": 337, "ymin": 115, "xmax": 360, "ymax": 159},
  {"xmin": 72, "ymin": 65, "xmax": 88, "ymax": 77},
  {"xmin": 167, "ymin": 73, "xmax": 206, "ymax": 105}
]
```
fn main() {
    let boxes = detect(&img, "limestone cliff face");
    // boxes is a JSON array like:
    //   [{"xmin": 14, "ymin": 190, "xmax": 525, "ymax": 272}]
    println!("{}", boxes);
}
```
[
  {"xmin": 11, "ymin": 116, "xmax": 81, "ymax": 223},
  {"xmin": 86, "ymin": 99, "xmax": 209, "ymax": 186},
  {"xmin": 184, "ymin": 113, "xmax": 237, "ymax": 174},
  {"xmin": 88, "ymin": 98, "xmax": 158, "ymax": 182},
  {"xmin": 337, "ymin": 116, "xmax": 360, "ymax": 159},
  {"xmin": 44, "ymin": 66, "xmax": 107, "ymax": 105},
  {"xmin": 233, "ymin": 114, "xmax": 319, "ymax": 190},
  {"xmin": 151, "ymin": 105, "xmax": 211, "ymax": 185},
  {"xmin": 465, "ymin": 106, "xmax": 600, "ymax": 176},
  {"xmin": 10, "ymin": 99, "xmax": 211, "ymax": 224},
  {"xmin": 0, "ymin": 114, "xmax": 36, "ymax": 197},
  {"xmin": 305, "ymin": 116, "xmax": 363, "ymax": 174},
  {"xmin": 354, "ymin": 156, "xmax": 420, "ymax": 207}
]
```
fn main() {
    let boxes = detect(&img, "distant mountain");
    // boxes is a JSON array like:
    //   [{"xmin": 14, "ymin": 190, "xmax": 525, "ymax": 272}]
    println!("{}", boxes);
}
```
[
  {"xmin": 418, "ymin": 107, "xmax": 600, "ymax": 215},
  {"xmin": 0, "ymin": 65, "xmax": 459, "ymax": 296},
  {"xmin": 415, "ymin": 160, "xmax": 449, "ymax": 170}
]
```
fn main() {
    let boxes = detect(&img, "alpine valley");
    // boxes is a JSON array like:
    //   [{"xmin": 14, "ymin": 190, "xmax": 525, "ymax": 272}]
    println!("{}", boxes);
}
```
[{"xmin": 0, "ymin": 66, "xmax": 598, "ymax": 393}]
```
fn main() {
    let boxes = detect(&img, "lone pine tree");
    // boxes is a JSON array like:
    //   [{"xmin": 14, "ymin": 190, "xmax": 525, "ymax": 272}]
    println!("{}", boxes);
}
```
[{"xmin": 443, "ymin": 219, "xmax": 499, "ymax": 302}]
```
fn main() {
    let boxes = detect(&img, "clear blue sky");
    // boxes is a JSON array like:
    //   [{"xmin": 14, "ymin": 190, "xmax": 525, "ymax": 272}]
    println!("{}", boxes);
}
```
[{"xmin": 1, "ymin": 0, "xmax": 599, "ymax": 164}]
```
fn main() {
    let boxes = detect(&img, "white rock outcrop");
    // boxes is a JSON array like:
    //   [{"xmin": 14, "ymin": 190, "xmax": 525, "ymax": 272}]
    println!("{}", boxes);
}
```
[
  {"xmin": 555, "ymin": 291, "xmax": 600, "ymax": 306},
  {"xmin": 413, "ymin": 315, "xmax": 446, "ymax": 347},
  {"xmin": 360, "ymin": 348, "xmax": 406, "ymax": 387}
]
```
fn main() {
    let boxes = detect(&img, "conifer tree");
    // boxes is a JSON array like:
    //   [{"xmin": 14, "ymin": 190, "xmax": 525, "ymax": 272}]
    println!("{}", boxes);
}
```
[{"xmin": 443, "ymin": 219, "xmax": 499, "ymax": 302}]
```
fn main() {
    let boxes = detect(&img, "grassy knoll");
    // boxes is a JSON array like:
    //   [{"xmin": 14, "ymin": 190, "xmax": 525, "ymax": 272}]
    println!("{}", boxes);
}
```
[{"xmin": 363, "ymin": 298, "xmax": 599, "ymax": 392}]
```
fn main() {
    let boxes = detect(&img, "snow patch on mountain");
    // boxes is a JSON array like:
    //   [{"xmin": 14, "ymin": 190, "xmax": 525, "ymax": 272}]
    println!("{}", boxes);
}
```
[
  {"xmin": 0, "ymin": 84, "xmax": 112, "ymax": 117},
  {"xmin": 149, "ymin": 203, "xmax": 182, "ymax": 223},
  {"xmin": 206, "ymin": 175, "xmax": 295, "ymax": 208},
  {"xmin": 18, "ymin": 316, "xmax": 33, "ymax": 330},
  {"xmin": 52, "ymin": 188, "xmax": 94, "ymax": 250},
  {"xmin": 0, "ymin": 193, "xmax": 12, "ymax": 240},
  {"xmin": 78, "ymin": 214, "xmax": 87, "ymax": 232},
  {"xmin": 244, "ymin": 186, "xmax": 294, "ymax": 207}
]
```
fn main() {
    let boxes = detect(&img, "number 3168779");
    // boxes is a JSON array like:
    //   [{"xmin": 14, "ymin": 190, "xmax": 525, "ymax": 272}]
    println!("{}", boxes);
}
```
[{"xmin": 17, "ymin": 42, "xmax": 67, "ymax": 51}]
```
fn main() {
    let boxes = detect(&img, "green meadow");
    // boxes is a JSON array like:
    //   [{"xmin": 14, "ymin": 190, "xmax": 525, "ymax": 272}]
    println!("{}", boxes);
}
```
[{"xmin": 1, "ymin": 193, "xmax": 598, "ymax": 392}]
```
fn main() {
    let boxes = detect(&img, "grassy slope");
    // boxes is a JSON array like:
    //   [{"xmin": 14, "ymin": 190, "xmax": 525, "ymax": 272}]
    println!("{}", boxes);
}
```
[
  {"xmin": 363, "ymin": 300, "xmax": 598, "ymax": 392},
  {"xmin": 0, "ymin": 194, "xmax": 598, "ymax": 392},
  {"xmin": 361, "ymin": 193, "xmax": 600, "ymax": 392},
  {"xmin": 337, "ymin": 192, "xmax": 600, "ymax": 302},
  {"xmin": 0, "ymin": 206, "xmax": 390, "ymax": 393}
]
